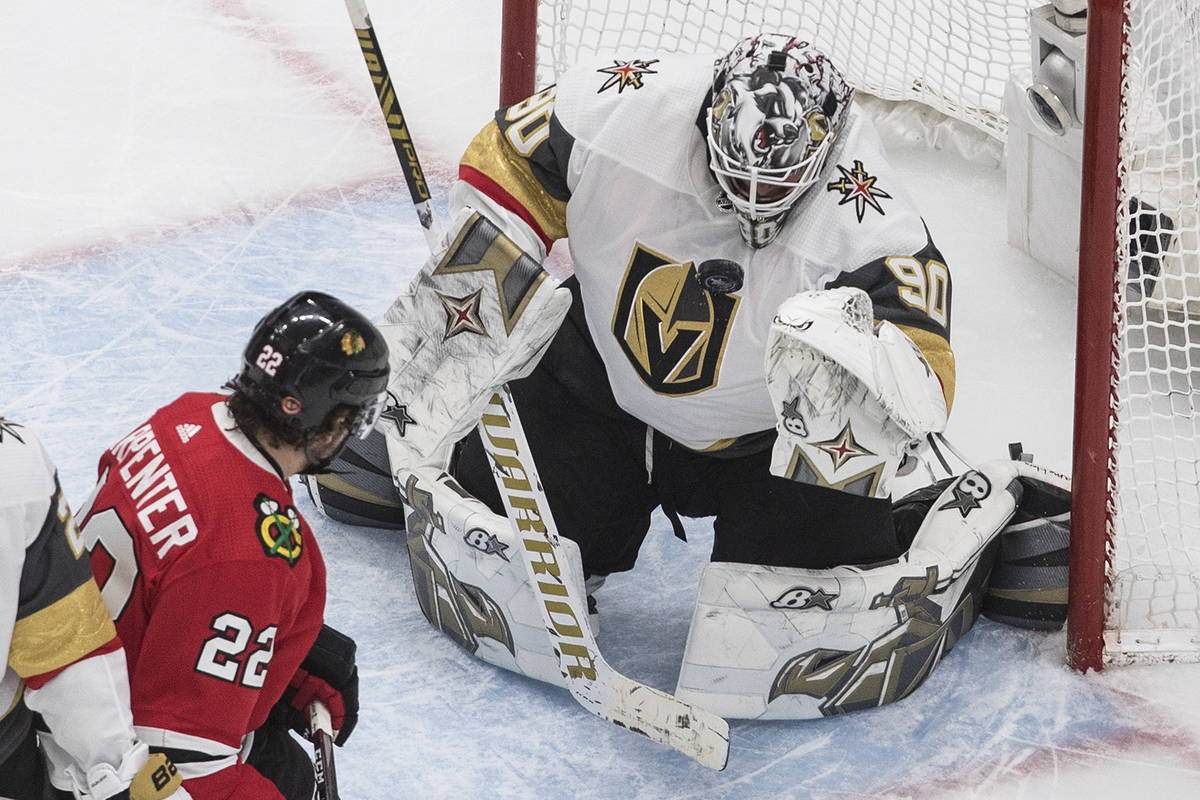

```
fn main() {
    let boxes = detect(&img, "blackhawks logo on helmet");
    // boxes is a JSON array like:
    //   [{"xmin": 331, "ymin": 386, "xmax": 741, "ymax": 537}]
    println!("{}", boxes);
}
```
[
  {"xmin": 254, "ymin": 493, "xmax": 303, "ymax": 566},
  {"xmin": 340, "ymin": 330, "xmax": 367, "ymax": 356}
]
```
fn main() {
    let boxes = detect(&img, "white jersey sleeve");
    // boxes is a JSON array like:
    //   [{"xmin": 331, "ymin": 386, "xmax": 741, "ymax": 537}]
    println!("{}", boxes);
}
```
[{"xmin": 0, "ymin": 420, "xmax": 186, "ymax": 799}]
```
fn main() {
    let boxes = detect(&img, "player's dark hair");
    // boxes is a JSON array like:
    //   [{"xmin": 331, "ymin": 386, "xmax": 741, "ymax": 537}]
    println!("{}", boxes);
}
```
[{"xmin": 223, "ymin": 383, "xmax": 355, "ymax": 451}]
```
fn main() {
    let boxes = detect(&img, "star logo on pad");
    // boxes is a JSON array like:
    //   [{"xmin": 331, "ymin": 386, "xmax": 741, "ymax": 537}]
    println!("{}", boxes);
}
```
[
  {"xmin": 596, "ymin": 59, "xmax": 659, "ymax": 93},
  {"xmin": 826, "ymin": 160, "xmax": 892, "ymax": 222},
  {"xmin": 812, "ymin": 421, "xmax": 875, "ymax": 471},
  {"xmin": 380, "ymin": 396, "xmax": 416, "ymax": 437},
  {"xmin": 438, "ymin": 290, "xmax": 488, "ymax": 341}
]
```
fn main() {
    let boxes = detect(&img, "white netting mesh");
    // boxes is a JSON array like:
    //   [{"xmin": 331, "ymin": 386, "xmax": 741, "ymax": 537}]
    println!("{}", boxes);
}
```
[
  {"xmin": 1107, "ymin": 0, "xmax": 1200, "ymax": 663},
  {"xmin": 534, "ymin": 0, "xmax": 1039, "ymax": 140}
]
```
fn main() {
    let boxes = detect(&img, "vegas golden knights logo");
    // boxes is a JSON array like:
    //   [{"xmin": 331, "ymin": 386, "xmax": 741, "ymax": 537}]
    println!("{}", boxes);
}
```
[{"xmin": 611, "ymin": 244, "xmax": 740, "ymax": 396}]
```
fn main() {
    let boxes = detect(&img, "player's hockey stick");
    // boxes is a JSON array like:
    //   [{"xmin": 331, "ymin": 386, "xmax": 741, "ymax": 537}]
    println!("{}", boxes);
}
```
[
  {"xmin": 308, "ymin": 701, "xmax": 340, "ymax": 800},
  {"xmin": 343, "ymin": 0, "xmax": 441, "ymax": 249},
  {"xmin": 338, "ymin": 0, "xmax": 729, "ymax": 769},
  {"xmin": 478, "ymin": 387, "xmax": 730, "ymax": 770}
]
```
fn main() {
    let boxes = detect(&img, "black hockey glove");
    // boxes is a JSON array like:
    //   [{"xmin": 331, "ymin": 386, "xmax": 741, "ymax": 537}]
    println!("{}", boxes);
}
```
[{"xmin": 279, "ymin": 624, "xmax": 360, "ymax": 746}]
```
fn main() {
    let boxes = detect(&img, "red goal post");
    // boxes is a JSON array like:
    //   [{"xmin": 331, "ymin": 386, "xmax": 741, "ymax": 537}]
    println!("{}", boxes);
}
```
[
  {"xmin": 1068, "ymin": 0, "xmax": 1124, "ymax": 673},
  {"xmin": 500, "ymin": 0, "xmax": 538, "ymax": 107}
]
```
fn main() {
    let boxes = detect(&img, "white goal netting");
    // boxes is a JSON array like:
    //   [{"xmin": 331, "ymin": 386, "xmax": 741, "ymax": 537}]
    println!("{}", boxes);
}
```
[
  {"xmin": 533, "ymin": 0, "xmax": 1039, "ymax": 140},
  {"xmin": 1107, "ymin": 0, "xmax": 1200, "ymax": 663}
]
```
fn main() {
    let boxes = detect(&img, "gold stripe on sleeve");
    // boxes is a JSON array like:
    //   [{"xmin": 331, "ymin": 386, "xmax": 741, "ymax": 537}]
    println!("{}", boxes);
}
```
[
  {"xmin": 9, "ymin": 580, "xmax": 117, "ymax": 679},
  {"xmin": 461, "ymin": 122, "xmax": 568, "ymax": 243},
  {"xmin": 895, "ymin": 324, "xmax": 957, "ymax": 413}
]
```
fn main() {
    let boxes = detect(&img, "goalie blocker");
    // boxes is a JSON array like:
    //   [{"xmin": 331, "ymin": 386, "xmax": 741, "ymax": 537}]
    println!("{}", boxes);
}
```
[{"xmin": 305, "ymin": 202, "xmax": 571, "ymax": 530}]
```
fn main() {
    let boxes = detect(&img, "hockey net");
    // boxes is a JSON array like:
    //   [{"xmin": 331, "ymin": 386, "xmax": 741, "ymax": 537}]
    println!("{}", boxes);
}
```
[
  {"xmin": 1073, "ymin": 0, "xmax": 1200, "ymax": 666},
  {"xmin": 513, "ymin": 0, "xmax": 1036, "ymax": 139},
  {"xmin": 500, "ymin": 0, "xmax": 1200, "ymax": 666}
]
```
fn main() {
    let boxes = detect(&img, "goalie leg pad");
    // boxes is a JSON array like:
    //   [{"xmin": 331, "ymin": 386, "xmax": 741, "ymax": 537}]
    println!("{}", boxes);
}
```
[
  {"xmin": 398, "ymin": 466, "xmax": 581, "ymax": 687},
  {"xmin": 675, "ymin": 459, "xmax": 1022, "ymax": 719},
  {"xmin": 982, "ymin": 462, "xmax": 1072, "ymax": 630},
  {"xmin": 305, "ymin": 426, "xmax": 404, "ymax": 529}
]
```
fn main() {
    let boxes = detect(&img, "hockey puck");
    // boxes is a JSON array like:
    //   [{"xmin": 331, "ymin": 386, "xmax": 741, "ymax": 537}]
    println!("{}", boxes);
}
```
[{"xmin": 696, "ymin": 259, "xmax": 744, "ymax": 294}]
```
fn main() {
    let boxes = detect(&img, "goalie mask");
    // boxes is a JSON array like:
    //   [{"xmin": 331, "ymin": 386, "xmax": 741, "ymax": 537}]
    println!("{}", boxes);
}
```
[{"xmin": 707, "ymin": 34, "xmax": 853, "ymax": 248}]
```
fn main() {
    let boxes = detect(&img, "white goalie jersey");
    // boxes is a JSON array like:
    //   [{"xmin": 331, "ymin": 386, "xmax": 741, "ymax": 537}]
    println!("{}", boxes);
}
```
[{"xmin": 452, "ymin": 52, "xmax": 955, "ymax": 453}]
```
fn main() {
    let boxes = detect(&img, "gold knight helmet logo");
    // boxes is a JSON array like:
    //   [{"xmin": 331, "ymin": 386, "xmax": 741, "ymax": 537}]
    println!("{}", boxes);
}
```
[{"xmin": 612, "ymin": 244, "xmax": 740, "ymax": 395}]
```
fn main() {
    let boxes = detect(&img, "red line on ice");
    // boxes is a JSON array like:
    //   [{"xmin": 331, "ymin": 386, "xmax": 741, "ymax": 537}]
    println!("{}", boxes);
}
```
[{"xmin": 5, "ymin": 0, "xmax": 454, "ymax": 272}]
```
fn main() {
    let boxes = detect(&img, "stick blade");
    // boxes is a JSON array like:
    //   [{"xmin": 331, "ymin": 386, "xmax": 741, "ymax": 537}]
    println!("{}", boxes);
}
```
[{"xmin": 600, "ymin": 675, "xmax": 730, "ymax": 770}]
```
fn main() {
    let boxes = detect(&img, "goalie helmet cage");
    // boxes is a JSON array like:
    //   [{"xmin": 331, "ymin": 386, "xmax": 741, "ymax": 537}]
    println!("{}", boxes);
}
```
[{"xmin": 497, "ymin": 0, "xmax": 1200, "ymax": 669}]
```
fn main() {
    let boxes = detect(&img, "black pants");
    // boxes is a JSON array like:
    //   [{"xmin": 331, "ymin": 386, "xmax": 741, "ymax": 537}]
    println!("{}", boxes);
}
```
[
  {"xmin": 0, "ymin": 721, "xmax": 47, "ymax": 800},
  {"xmin": 453, "ymin": 278, "xmax": 901, "ymax": 577},
  {"xmin": 244, "ymin": 712, "xmax": 316, "ymax": 800}
]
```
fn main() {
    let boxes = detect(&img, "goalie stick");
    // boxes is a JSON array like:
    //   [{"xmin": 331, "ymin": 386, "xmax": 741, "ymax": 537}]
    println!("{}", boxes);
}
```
[
  {"xmin": 343, "ymin": 0, "xmax": 441, "ymax": 249},
  {"xmin": 479, "ymin": 387, "xmax": 730, "ymax": 769},
  {"xmin": 309, "ymin": 701, "xmax": 340, "ymax": 800},
  {"xmin": 339, "ymin": 0, "xmax": 730, "ymax": 769}
]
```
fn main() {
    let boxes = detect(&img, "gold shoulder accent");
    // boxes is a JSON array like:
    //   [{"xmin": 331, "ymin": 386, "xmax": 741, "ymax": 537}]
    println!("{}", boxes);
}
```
[
  {"xmin": 895, "ymin": 324, "xmax": 957, "ymax": 413},
  {"xmin": 9, "ymin": 580, "xmax": 116, "ymax": 679},
  {"xmin": 461, "ymin": 122, "xmax": 568, "ymax": 243}
]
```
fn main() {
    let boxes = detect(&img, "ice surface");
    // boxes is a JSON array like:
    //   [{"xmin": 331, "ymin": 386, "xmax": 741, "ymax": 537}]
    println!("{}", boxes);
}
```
[{"xmin": 3, "ymin": 1, "xmax": 1198, "ymax": 797}]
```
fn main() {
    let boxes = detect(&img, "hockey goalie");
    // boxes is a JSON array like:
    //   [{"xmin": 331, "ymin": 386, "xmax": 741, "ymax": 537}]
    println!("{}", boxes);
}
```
[{"xmin": 310, "ymin": 33, "xmax": 1072, "ymax": 719}]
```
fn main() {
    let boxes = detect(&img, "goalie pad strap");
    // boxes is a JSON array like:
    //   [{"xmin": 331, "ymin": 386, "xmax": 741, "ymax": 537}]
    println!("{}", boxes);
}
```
[{"xmin": 982, "ymin": 462, "xmax": 1072, "ymax": 630}]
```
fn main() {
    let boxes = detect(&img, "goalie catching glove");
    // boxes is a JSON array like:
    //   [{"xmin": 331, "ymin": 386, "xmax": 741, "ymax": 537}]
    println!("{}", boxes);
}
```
[
  {"xmin": 278, "ymin": 624, "xmax": 359, "ymax": 746},
  {"xmin": 765, "ymin": 286, "xmax": 948, "ymax": 500}
]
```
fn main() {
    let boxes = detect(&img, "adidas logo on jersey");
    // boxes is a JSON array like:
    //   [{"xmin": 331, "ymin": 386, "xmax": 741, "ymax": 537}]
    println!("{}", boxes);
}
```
[{"xmin": 176, "ymin": 423, "xmax": 201, "ymax": 443}]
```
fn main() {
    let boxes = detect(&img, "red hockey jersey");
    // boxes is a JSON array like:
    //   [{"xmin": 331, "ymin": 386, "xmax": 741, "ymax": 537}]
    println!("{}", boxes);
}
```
[{"xmin": 81, "ymin": 392, "xmax": 325, "ymax": 795}]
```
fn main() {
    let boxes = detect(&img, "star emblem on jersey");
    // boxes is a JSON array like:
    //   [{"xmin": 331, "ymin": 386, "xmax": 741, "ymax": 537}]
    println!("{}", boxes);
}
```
[
  {"xmin": 826, "ymin": 159, "xmax": 892, "ymax": 222},
  {"xmin": 938, "ymin": 470, "xmax": 993, "ymax": 517},
  {"xmin": 0, "ymin": 419, "xmax": 25, "ymax": 444},
  {"xmin": 254, "ymin": 493, "xmax": 303, "ymax": 566},
  {"xmin": 463, "ymin": 528, "xmax": 510, "ymax": 561},
  {"xmin": 437, "ymin": 290, "xmax": 487, "ymax": 341},
  {"xmin": 813, "ymin": 421, "xmax": 875, "ymax": 471},
  {"xmin": 380, "ymin": 394, "xmax": 416, "ymax": 436},
  {"xmin": 771, "ymin": 586, "xmax": 837, "ymax": 611},
  {"xmin": 596, "ymin": 59, "xmax": 659, "ymax": 93}
]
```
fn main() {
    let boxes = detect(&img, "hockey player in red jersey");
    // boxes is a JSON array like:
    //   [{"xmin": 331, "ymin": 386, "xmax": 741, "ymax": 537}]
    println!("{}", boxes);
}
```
[
  {"xmin": 1, "ymin": 420, "xmax": 188, "ymax": 800},
  {"xmin": 74, "ymin": 292, "xmax": 389, "ymax": 799}
]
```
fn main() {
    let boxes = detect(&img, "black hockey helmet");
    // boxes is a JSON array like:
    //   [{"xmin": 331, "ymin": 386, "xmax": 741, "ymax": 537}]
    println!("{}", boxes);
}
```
[{"xmin": 232, "ymin": 291, "xmax": 390, "ymax": 441}]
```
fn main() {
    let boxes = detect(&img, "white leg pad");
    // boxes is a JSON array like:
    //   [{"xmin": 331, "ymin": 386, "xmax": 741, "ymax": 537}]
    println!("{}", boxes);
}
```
[
  {"xmin": 676, "ymin": 459, "xmax": 1022, "ymax": 719},
  {"xmin": 398, "ymin": 466, "xmax": 585, "ymax": 687}
]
